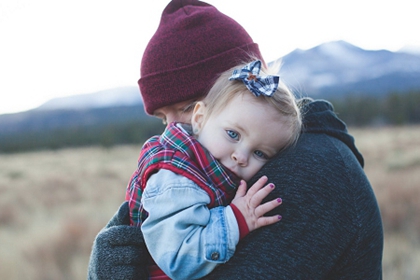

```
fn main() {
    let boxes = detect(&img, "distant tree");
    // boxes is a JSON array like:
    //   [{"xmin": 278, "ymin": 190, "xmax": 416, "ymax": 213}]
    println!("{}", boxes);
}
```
[
  {"xmin": 330, "ymin": 90, "xmax": 420, "ymax": 127},
  {"xmin": 0, "ymin": 118, "xmax": 163, "ymax": 153},
  {"xmin": 2, "ymin": 91, "xmax": 419, "ymax": 153}
]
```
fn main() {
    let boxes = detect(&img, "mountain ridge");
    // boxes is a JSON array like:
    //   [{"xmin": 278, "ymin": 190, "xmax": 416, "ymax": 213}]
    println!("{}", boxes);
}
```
[
  {"xmin": 36, "ymin": 86, "xmax": 142, "ymax": 111},
  {"xmin": 22, "ymin": 40, "xmax": 420, "ymax": 113},
  {"xmin": 279, "ymin": 40, "xmax": 420, "ymax": 97},
  {"xmin": 1, "ymin": 40, "xmax": 420, "ymax": 152}
]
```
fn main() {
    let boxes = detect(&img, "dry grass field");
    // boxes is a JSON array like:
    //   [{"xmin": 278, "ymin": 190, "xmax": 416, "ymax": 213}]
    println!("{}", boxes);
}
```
[{"xmin": 1, "ymin": 125, "xmax": 419, "ymax": 279}]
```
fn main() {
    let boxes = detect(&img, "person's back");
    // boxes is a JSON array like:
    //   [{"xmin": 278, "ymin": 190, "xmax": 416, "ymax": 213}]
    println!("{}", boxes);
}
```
[
  {"xmin": 201, "ymin": 99, "xmax": 383, "ymax": 279},
  {"xmin": 86, "ymin": 0, "xmax": 383, "ymax": 277},
  {"xmin": 87, "ymin": 99, "xmax": 383, "ymax": 279}
]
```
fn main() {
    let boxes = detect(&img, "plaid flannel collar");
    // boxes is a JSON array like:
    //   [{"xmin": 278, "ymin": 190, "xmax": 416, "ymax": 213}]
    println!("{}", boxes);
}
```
[{"xmin": 160, "ymin": 122, "xmax": 241, "ymax": 193}]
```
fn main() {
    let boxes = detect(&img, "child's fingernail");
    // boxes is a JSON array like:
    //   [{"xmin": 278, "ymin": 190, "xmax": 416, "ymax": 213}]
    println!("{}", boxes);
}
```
[
  {"xmin": 278, "ymin": 215, "xmax": 282, "ymax": 220},
  {"xmin": 277, "ymin": 198, "xmax": 282, "ymax": 204},
  {"xmin": 270, "ymin": 183, "xmax": 275, "ymax": 188}
]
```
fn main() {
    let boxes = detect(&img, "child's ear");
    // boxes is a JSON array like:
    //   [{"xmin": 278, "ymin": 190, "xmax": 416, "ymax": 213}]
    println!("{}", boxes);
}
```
[{"xmin": 191, "ymin": 101, "xmax": 206, "ymax": 135}]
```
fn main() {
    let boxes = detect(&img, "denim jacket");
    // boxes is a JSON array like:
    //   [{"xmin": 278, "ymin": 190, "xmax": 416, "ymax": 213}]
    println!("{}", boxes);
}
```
[{"xmin": 141, "ymin": 168, "xmax": 240, "ymax": 279}]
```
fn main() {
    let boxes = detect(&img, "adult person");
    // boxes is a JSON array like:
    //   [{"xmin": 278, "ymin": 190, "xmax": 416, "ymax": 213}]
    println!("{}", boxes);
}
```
[
  {"xmin": 87, "ymin": 0, "xmax": 383, "ymax": 279},
  {"xmin": 126, "ymin": 59, "xmax": 302, "ymax": 279}
]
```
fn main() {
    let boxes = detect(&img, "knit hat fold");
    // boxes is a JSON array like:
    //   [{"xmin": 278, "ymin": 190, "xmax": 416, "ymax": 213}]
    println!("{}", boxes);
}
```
[{"xmin": 139, "ymin": 0, "xmax": 264, "ymax": 115}]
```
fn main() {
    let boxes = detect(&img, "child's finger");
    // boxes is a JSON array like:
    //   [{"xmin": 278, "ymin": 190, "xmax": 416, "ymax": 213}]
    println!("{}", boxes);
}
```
[
  {"xmin": 255, "ymin": 197, "xmax": 282, "ymax": 218},
  {"xmin": 234, "ymin": 180, "xmax": 247, "ymax": 198},
  {"xmin": 256, "ymin": 214, "xmax": 282, "ymax": 228},
  {"xmin": 246, "ymin": 176, "xmax": 269, "ymax": 197},
  {"xmin": 249, "ymin": 182, "xmax": 276, "ymax": 208}
]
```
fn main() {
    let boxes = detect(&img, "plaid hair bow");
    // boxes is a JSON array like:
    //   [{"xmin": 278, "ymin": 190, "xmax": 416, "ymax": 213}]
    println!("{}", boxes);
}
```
[{"xmin": 228, "ymin": 60, "xmax": 279, "ymax": 97}]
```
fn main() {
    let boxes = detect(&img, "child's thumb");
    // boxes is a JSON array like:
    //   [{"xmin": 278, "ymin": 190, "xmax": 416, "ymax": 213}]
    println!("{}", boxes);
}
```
[{"xmin": 235, "ymin": 180, "xmax": 247, "ymax": 197}]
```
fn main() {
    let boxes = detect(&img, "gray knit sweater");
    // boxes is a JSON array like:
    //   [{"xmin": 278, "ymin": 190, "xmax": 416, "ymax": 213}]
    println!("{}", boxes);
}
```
[{"xmin": 87, "ymin": 99, "xmax": 383, "ymax": 279}]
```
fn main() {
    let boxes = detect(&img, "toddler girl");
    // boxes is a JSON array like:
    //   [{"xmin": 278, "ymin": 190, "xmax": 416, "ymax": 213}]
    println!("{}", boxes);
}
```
[{"xmin": 126, "ymin": 59, "xmax": 301, "ymax": 279}]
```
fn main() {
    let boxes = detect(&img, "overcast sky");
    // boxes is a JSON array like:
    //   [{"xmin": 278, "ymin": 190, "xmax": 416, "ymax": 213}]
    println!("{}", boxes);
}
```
[{"xmin": 0, "ymin": 0, "xmax": 419, "ymax": 115}]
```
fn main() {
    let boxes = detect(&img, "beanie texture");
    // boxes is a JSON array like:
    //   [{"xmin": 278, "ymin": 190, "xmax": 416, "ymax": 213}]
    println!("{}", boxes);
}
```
[{"xmin": 139, "ymin": 0, "xmax": 264, "ymax": 115}]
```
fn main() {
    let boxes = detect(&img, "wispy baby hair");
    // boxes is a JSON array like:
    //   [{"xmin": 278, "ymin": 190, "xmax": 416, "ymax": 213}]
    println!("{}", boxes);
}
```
[{"xmin": 202, "ymin": 57, "xmax": 302, "ymax": 150}]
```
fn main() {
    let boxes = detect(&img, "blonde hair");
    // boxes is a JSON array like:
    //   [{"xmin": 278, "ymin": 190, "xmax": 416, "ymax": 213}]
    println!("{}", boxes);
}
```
[{"xmin": 202, "ymin": 59, "xmax": 302, "ymax": 150}]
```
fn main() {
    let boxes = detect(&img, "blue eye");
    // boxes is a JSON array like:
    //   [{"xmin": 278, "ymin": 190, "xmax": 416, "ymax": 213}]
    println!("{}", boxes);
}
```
[
  {"xmin": 226, "ymin": 130, "xmax": 239, "ymax": 140},
  {"xmin": 254, "ymin": 150, "xmax": 267, "ymax": 159}
]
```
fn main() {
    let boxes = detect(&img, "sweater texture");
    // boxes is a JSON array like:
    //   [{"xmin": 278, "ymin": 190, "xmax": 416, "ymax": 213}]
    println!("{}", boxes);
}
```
[{"xmin": 87, "ymin": 98, "xmax": 383, "ymax": 279}]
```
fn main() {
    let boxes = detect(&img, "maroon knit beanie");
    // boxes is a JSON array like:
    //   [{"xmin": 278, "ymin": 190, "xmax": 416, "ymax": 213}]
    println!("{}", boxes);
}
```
[{"xmin": 139, "ymin": 0, "xmax": 264, "ymax": 115}]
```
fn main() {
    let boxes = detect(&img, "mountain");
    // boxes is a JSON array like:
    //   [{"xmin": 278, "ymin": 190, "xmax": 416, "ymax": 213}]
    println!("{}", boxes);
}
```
[
  {"xmin": 0, "ymin": 104, "xmax": 162, "ymax": 152},
  {"xmin": 0, "ymin": 86, "xmax": 146, "ymax": 135},
  {"xmin": 0, "ymin": 104, "xmax": 149, "ymax": 135},
  {"xmin": 1, "ymin": 40, "xmax": 420, "ymax": 152},
  {"xmin": 36, "ymin": 86, "xmax": 142, "ymax": 111},
  {"xmin": 398, "ymin": 45, "xmax": 420, "ymax": 55},
  {"xmin": 25, "ymin": 40, "xmax": 420, "ymax": 112},
  {"xmin": 279, "ymin": 40, "xmax": 420, "ymax": 98},
  {"xmin": 24, "ymin": 41, "xmax": 420, "ymax": 113}
]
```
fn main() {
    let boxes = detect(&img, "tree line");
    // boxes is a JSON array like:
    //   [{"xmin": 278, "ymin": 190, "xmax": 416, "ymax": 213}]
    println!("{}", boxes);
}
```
[
  {"xmin": 0, "ymin": 118, "xmax": 164, "ymax": 153},
  {"xmin": 1, "ymin": 90, "xmax": 419, "ymax": 153},
  {"xmin": 330, "ymin": 90, "xmax": 420, "ymax": 127}
]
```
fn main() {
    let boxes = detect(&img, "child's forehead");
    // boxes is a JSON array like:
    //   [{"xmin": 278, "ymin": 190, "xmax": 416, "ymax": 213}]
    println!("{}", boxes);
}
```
[
  {"xmin": 218, "ymin": 91, "xmax": 257, "ymax": 107},
  {"xmin": 206, "ymin": 91, "xmax": 288, "ymax": 144},
  {"xmin": 221, "ymin": 93, "xmax": 275, "ymax": 114}
]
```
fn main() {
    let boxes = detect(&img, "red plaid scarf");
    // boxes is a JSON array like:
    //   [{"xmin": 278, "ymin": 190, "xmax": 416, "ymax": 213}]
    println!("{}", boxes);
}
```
[{"xmin": 126, "ymin": 122, "xmax": 241, "ymax": 227}]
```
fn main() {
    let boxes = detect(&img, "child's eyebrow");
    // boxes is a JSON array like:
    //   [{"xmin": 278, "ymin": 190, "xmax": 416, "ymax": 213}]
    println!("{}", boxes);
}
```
[{"xmin": 230, "ymin": 122, "xmax": 248, "ymax": 137}]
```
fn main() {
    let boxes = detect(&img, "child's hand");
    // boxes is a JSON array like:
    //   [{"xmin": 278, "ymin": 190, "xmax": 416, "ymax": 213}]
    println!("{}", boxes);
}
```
[{"xmin": 230, "ymin": 176, "xmax": 282, "ymax": 232}]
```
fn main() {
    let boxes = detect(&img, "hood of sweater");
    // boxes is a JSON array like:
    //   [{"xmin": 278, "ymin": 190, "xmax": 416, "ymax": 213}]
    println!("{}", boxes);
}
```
[{"xmin": 298, "ymin": 98, "xmax": 364, "ymax": 167}]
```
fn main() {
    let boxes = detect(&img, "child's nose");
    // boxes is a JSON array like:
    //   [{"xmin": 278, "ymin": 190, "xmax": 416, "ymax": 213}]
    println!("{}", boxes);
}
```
[{"xmin": 232, "ymin": 151, "xmax": 248, "ymax": 166}]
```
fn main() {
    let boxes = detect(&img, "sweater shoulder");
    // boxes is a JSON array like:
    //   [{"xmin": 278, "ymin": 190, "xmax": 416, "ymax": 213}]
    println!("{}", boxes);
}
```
[{"xmin": 260, "ymin": 132, "xmax": 377, "ymax": 225}]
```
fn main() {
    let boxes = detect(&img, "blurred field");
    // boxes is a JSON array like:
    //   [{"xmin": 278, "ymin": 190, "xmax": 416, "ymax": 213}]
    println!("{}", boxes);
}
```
[{"xmin": 1, "ymin": 125, "xmax": 419, "ymax": 279}]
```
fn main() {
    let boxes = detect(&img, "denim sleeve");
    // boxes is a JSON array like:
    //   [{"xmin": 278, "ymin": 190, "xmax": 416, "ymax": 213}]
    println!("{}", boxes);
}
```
[{"xmin": 141, "ymin": 169, "xmax": 240, "ymax": 280}]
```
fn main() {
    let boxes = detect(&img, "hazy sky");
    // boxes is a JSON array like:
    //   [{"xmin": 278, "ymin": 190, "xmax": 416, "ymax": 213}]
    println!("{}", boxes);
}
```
[{"xmin": 0, "ymin": 0, "xmax": 419, "ymax": 115}]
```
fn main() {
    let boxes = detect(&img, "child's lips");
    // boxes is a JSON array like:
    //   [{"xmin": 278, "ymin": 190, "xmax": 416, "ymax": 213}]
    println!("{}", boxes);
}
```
[
  {"xmin": 227, "ymin": 167, "xmax": 240, "ymax": 178},
  {"xmin": 219, "ymin": 161, "xmax": 241, "ymax": 178}
]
